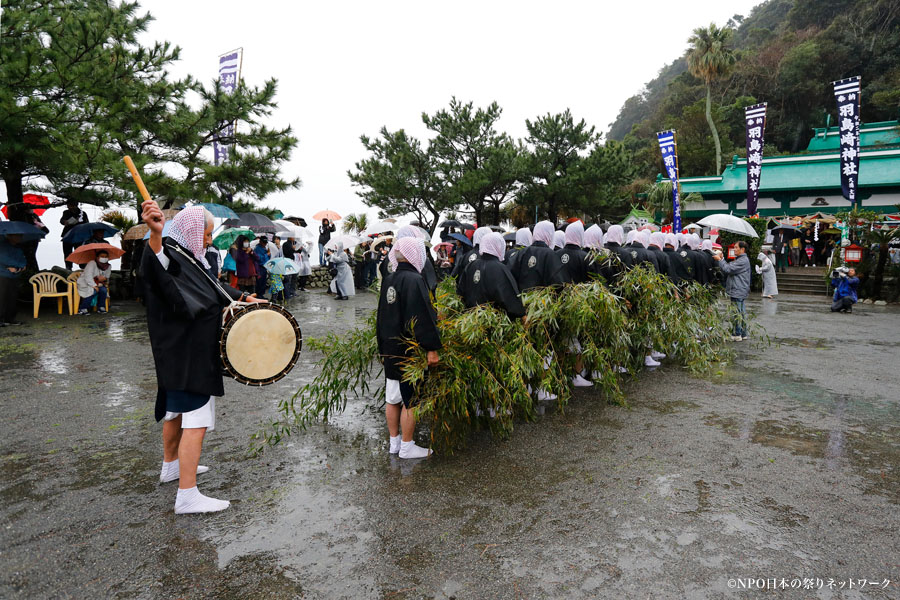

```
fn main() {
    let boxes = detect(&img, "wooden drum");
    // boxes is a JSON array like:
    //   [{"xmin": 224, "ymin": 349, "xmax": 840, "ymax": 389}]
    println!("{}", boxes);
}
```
[{"xmin": 220, "ymin": 303, "xmax": 302, "ymax": 386}]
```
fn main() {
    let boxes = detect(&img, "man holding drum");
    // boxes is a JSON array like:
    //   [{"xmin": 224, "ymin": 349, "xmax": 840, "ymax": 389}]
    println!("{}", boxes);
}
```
[{"xmin": 141, "ymin": 200, "xmax": 264, "ymax": 514}]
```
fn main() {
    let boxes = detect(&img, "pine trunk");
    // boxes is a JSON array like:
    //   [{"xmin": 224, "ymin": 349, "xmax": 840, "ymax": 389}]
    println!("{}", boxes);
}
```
[
  {"xmin": 2, "ymin": 171, "xmax": 24, "ymax": 207},
  {"xmin": 705, "ymin": 84, "xmax": 722, "ymax": 175}
]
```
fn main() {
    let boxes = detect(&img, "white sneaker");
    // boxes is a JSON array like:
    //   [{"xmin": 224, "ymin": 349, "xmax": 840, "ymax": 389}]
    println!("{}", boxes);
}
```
[
  {"xmin": 644, "ymin": 355, "xmax": 661, "ymax": 367},
  {"xmin": 591, "ymin": 370, "xmax": 603, "ymax": 379},
  {"xmin": 174, "ymin": 486, "xmax": 230, "ymax": 514},
  {"xmin": 731, "ymin": 335, "xmax": 743, "ymax": 342},
  {"xmin": 536, "ymin": 388, "xmax": 557, "ymax": 401},
  {"xmin": 399, "ymin": 441, "xmax": 432, "ymax": 459},
  {"xmin": 650, "ymin": 351, "xmax": 666, "ymax": 360},
  {"xmin": 572, "ymin": 374, "xmax": 593, "ymax": 387},
  {"xmin": 389, "ymin": 435, "xmax": 401, "ymax": 454},
  {"xmin": 741, "ymin": 336, "xmax": 750, "ymax": 341},
  {"xmin": 615, "ymin": 365, "xmax": 628, "ymax": 373}
]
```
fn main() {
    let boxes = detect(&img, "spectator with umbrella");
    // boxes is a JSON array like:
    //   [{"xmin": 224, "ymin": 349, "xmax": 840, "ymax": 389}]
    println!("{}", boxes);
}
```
[
  {"xmin": 7, "ymin": 201, "xmax": 50, "ymax": 271},
  {"xmin": 0, "ymin": 225, "xmax": 34, "ymax": 326},
  {"xmin": 230, "ymin": 235, "xmax": 258, "ymax": 295},
  {"xmin": 317, "ymin": 215, "xmax": 338, "ymax": 266},
  {"xmin": 60, "ymin": 199, "xmax": 89, "ymax": 269},
  {"xmin": 253, "ymin": 236, "xmax": 270, "ymax": 298},
  {"xmin": 326, "ymin": 241, "xmax": 354, "ymax": 300},
  {"xmin": 263, "ymin": 257, "xmax": 299, "ymax": 304},
  {"xmin": 71, "ymin": 245, "xmax": 122, "ymax": 315}
]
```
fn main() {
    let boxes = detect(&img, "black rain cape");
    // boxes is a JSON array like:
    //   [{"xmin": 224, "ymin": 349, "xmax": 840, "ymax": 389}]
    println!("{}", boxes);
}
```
[
  {"xmin": 456, "ymin": 254, "xmax": 525, "ymax": 318},
  {"xmin": 376, "ymin": 263, "xmax": 442, "ymax": 380},
  {"xmin": 142, "ymin": 238, "xmax": 243, "ymax": 421}
]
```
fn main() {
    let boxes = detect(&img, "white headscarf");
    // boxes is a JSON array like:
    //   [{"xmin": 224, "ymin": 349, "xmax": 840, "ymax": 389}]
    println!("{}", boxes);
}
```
[
  {"xmin": 649, "ymin": 232, "xmax": 666, "ymax": 249},
  {"xmin": 552, "ymin": 230, "xmax": 566, "ymax": 250},
  {"xmin": 638, "ymin": 230, "xmax": 651, "ymax": 248},
  {"xmin": 479, "ymin": 232, "xmax": 506, "ymax": 259},
  {"xmin": 664, "ymin": 233, "xmax": 677, "ymax": 248},
  {"xmin": 532, "ymin": 221, "xmax": 555, "ymax": 245},
  {"xmin": 675, "ymin": 232, "xmax": 686, "ymax": 248},
  {"xmin": 564, "ymin": 221, "xmax": 584, "ymax": 247},
  {"xmin": 515, "ymin": 228, "xmax": 533, "ymax": 247},
  {"xmin": 583, "ymin": 225, "xmax": 604, "ymax": 250},
  {"xmin": 605, "ymin": 224, "xmax": 625, "ymax": 245},
  {"xmin": 472, "ymin": 226, "xmax": 492, "ymax": 246},
  {"xmin": 701, "ymin": 239, "xmax": 713, "ymax": 251},
  {"xmin": 168, "ymin": 207, "xmax": 210, "ymax": 269},
  {"xmin": 625, "ymin": 229, "xmax": 638, "ymax": 245},
  {"xmin": 689, "ymin": 233, "xmax": 702, "ymax": 250},
  {"xmin": 396, "ymin": 225, "xmax": 426, "ymax": 240}
]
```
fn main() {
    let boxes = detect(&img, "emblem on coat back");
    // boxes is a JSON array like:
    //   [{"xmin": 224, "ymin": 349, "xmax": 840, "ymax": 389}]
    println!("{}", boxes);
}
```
[
  {"xmin": 387, "ymin": 262, "xmax": 396, "ymax": 273},
  {"xmin": 560, "ymin": 253, "xmax": 570, "ymax": 264},
  {"xmin": 468, "ymin": 253, "xmax": 477, "ymax": 263},
  {"xmin": 386, "ymin": 286, "xmax": 397, "ymax": 304},
  {"xmin": 680, "ymin": 251, "xmax": 687, "ymax": 258},
  {"xmin": 473, "ymin": 269, "xmax": 481, "ymax": 283},
  {"xmin": 528, "ymin": 256, "xmax": 537, "ymax": 268},
  {"xmin": 631, "ymin": 251, "xmax": 638, "ymax": 260}
]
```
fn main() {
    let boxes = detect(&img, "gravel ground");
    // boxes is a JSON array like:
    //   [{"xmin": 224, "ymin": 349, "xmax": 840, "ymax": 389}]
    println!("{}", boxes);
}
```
[{"xmin": 1, "ymin": 290, "xmax": 898, "ymax": 599}]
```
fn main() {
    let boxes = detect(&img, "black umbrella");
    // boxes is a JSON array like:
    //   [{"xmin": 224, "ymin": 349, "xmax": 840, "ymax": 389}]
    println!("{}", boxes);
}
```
[
  {"xmin": 0, "ymin": 221, "xmax": 48, "ymax": 242},
  {"xmin": 61, "ymin": 222, "xmax": 118, "ymax": 244},
  {"xmin": 771, "ymin": 224, "xmax": 798, "ymax": 232},
  {"xmin": 503, "ymin": 232, "xmax": 517, "ymax": 242},
  {"xmin": 448, "ymin": 233, "xmax": 473, "ymax": 246},
  {"xmin": 224, "ymin": 212, "xmax": 278, "ymax": 233},
  {"xmin": 488, "ymin": 225, "xmax": 505, "ymax": 232},
  {"xmin": 440, "ymin": 219, "xmax": 464, "ymax": 228}
]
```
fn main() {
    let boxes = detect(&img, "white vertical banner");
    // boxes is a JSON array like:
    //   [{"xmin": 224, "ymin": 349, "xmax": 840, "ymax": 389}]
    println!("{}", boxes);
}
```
[{"xmin": 213, "ymin": 48, "xmax": 243, "ymax": 166}]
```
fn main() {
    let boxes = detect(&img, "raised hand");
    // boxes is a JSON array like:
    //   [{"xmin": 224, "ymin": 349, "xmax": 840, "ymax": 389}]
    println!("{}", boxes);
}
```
[{"xmin": 142, "ymin": 199, "xmax": 166, "ymax": 253}]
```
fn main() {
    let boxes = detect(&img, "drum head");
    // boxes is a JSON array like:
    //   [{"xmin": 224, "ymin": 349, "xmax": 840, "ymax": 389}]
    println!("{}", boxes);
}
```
[{"xmin": 221, "ymin": 304, "xmax": 302, "ymax": 386}]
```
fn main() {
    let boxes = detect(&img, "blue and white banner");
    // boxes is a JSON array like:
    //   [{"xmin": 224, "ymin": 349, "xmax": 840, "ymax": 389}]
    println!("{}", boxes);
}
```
[
  {"xmin": 213, "ymin": 49, "xmax": 242, "ymax": 166},
  {"xmin": 744, "ymin": 103, "xmax": 766, "ymax": 215},
  {"xmin": 657, "ymin": 130, "xmax": 681, "ymax": 231},
  {"xmin": 833, "ymin": 76, "xmax": 861, "ymax": 205}
]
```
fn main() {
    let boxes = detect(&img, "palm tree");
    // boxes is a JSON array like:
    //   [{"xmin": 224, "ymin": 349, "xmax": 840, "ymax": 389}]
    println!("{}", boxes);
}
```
[
  {"xmin": 341, "ymin": 213, "xmax": 369, "ymax": 234},
  {"xmin": 644, "ymin": 181, "xmax": 702, "ymax": 224},
  {"xmin": 687, "ymin": 23, "xmax": 736, "ymax": 175}
]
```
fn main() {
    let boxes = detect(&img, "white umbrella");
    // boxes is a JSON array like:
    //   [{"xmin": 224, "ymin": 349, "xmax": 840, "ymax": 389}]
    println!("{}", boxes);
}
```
[
  {"xmin": 684, "ymin": 223, "xmax": 703, "ymax": 231},
  {"xmin": 361, "ymin": 221, "xmax": 397, "ymax": 236},
  {"xmin": 324, "ymin": 234, "xmax": 364, "ymax": 250},
  {"xmin": 697, "ymin": 214, "xmax": 758, "ymax": 238},
  {"xmin": 372, "ymin": 235, "xmax": 394, "ymax": 249}
]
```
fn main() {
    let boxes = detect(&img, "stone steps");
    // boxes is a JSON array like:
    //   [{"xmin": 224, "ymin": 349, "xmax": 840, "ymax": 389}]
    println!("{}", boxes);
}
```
[{"xmin": 775, "ymin": 268, "xmax": 830, "ymax": 296}]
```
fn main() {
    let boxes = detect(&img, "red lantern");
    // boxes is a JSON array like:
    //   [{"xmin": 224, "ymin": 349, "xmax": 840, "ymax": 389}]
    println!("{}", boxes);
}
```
[
  {"xmin": 844, "ymin": 243, "xmax": 863, "ymax": 263},
  {"xmin": 727, "ymin": 244, "xmax": 736, "ymax": 259}
]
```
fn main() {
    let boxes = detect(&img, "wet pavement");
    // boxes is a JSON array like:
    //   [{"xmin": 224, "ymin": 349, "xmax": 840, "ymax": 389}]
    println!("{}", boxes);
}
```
[{"xmin": 1, "ymin": 291, "xmax": 898, "ymax": 599}]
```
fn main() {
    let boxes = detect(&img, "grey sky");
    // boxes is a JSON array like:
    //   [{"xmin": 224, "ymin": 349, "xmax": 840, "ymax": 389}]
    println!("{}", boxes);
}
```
[
  {"xmin": 142, "ymin": 0, "xmax": 762, "ymax": 222},
  {"xmin": 6, "ymin": 0, "xmax": 765, "ymax": 269}
]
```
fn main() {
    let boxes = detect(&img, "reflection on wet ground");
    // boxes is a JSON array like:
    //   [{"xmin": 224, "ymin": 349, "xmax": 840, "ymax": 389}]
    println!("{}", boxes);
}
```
[{"xmin": 1, "ymin": 292, "xmax": 899, "ymax": 598}]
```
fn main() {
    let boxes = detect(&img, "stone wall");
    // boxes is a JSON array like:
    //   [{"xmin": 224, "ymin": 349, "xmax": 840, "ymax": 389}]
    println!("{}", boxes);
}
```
[{"xmin": 306, "ymin": 266, "xmax": 332, "ymax": 289}]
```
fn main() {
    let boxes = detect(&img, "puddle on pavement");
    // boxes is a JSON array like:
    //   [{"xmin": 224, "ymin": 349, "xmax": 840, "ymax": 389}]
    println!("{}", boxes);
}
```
[{"xmin": 776, "ymin": 336, "xmax": 831, "ymax": 349}]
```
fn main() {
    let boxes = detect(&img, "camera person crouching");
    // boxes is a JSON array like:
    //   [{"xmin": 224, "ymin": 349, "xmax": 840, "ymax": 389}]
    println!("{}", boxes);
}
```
[{"xmin": 830, "ymin": 266, "xmax": 859, "ymax": 313}]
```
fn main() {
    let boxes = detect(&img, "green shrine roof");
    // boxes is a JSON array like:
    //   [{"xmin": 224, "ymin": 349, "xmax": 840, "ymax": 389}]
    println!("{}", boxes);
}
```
[
  {"xmin": 807, "ymin": 120, "xmax": 900, "ymax": 151},
  {"xmin": 677, "ymin": 120, "xmax": 900, "ymax": 198},
  {"xmin": 620, "ymin": 206, "xmax": 654, "ymax": 223}
]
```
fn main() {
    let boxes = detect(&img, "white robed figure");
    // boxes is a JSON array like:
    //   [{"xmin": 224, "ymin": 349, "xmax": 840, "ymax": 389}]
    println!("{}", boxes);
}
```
[
  {"xmin": 328, "ymin": 241, "xmax": 355, "ymax": 299},
  {"xmin": 756, "ymin": 251, "xmax": 778, "ymax": 298},
  {"xmin": 296, "ymin": 241, "xmax": 312, "ymax": 276}
]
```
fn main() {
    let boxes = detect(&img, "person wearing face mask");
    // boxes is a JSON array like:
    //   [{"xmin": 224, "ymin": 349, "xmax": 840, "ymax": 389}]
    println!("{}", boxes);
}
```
[
  {"xmin": 281, "ymin": 236, "xmax": 297, "ymax": 299},
  {"xmin": 230, "ymin": 235, "xmax": 258, "ymax": 294},
  {"xmin": 76, "ymin": 249, "xmax": 111, "ymax": 315}
]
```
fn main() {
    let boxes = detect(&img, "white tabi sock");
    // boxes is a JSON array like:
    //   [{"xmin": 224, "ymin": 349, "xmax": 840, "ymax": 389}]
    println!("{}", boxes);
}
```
[
  {"xmin": 160, "ymin": 459, "xmax": 210, "ymax": 483},
  {"xmin": 398, "ymin": 440, "xmax": 432, "ymax": 459},
  {"xmin": 572, "ymin": 374, "xmax": 593, "ymax": 387},
  {"xmin": 174, "ymin": 486, "xmax": 230, "ymax": 514},
  {"xmin": 389, "ymin": 435, "xmax": 401, "ymax": 454}
]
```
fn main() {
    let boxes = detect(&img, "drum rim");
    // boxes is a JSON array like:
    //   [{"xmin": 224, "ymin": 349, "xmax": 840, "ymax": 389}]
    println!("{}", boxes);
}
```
[{"xmin": 220, "ymin": 303, "xmax": 302, "ymax": 386}]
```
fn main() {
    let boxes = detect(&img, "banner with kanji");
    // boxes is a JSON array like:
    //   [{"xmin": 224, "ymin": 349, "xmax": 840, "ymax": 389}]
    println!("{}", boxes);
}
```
[
  {"xmin": 744, "ymin": 103, "xmax": 767, "ymax": 215},
  {"xmin": 833, "ymin": 76, "xmax": 861, "ymax": 205},
  {"xmin": 657, "ymin": 130, "xmax": 681, "ymax": 231},
  {"xmin": 213, "ymin": 49, "xmax": 242, "ymax": 166}
]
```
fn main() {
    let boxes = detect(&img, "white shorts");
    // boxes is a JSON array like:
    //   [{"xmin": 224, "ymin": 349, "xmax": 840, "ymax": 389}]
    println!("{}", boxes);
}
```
[
  {"xmin": 385, "ymin": 379, "xmax": 403, "ymax": 405},
  {"xmin": 164, "ymin": 397, "xmax": 216, "ymax": 431}
]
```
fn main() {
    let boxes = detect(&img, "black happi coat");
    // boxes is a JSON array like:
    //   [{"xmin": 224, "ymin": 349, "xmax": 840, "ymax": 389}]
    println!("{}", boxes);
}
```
[
  {"xmin": 686, "ymin": 249, "xmax": 709, "ymax": 285},
  {"xmin": 450, "ymin": 246, "xmax": 479, "ymax": 278},
  {"xmin": 700, "ymin": 250, "xmax": 719, "ymax": 286},
  {"xmin": 625, "ymin": 242, "xmax": 657, "ymax": 272},
  {"xmin": 556, "ymin": 244, "xmax": 591, "ymax": 284},
  {"xmin": 380, "ymin": 253, "xmax": 438, "ymax": 293},
  {"xmin": 648, "ymin": 246, "xmax": 670, "ymax": 277},
  {"xmin": 142, "ymin": 238, "xmax": 243, "ymax": 421},
  {"xmin": 455, "ymin": 254, "xmax": 525, "ymax": 318},
  {"xmin": 603, "ymin": 242, "xmax": 635, "ymax": 282},
  {"xmin": 377, "ymin": 263, "xmax": 442, "ymax": 380},
  {"xmin": 504, "ymin": 245, "xmax": 524, "ymax": 266},
  {"xmin": 664, "ymin": 247, "xmax": 695, "ymax": 286},
  {"xmin": 509, "ymin": 241, "xmax": 570, "ymax": 291}
]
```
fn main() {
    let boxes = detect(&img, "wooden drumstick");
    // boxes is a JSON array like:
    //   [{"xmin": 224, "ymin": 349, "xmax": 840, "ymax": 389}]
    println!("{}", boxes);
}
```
[{"xmin": 123, "ymin": 155, "xmax": 161, "ymax": 223}]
